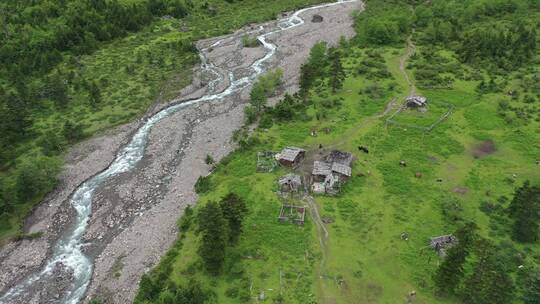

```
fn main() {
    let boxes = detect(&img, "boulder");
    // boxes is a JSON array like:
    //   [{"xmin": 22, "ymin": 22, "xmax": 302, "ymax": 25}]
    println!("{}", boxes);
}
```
[{"xmin": 312, "ymin": 14, "xmax": 324, "ymax": 23}]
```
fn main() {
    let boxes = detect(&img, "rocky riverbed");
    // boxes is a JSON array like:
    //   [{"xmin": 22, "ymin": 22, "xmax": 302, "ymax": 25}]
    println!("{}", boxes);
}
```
[{"xmin": 0, "ymin": 1, "xmax": 362, "ymax": 303}]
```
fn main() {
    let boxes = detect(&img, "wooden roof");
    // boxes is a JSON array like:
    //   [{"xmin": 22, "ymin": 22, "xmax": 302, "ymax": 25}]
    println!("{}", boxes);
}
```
[
  {"xmin": 312, "ymin": 161, "xmax": 332, "ymax": 176},
  {"xmin": 278, "ymin": 147, "xmax": 305, "ymax": 162},
  {"xmin": 331, "ymin": 162, "xmax": 352, "ymax": 177},
  {"xmin": 326, "ymin": 150, "xmax": 354, "ymax": 167}
]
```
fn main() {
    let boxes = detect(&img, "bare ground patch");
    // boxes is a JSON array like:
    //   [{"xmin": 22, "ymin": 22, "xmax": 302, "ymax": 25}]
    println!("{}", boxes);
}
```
[{"xmin": 472, "ymin": 140, "xmax": 497, "ymax": 158}]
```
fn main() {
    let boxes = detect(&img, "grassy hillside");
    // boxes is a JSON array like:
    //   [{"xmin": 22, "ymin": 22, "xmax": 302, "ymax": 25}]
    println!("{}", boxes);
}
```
[
  {"xmin": 133, "ymin": 0, "xmax": 540, "ymax": 303},
  {"xmin": 0, "ymin": 0, "xmax": 327, "ymax": 243}
]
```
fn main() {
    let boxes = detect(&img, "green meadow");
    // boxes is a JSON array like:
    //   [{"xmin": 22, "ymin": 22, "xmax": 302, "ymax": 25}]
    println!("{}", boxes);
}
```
[{"xmin": 135, "ymin": 37, "xmax": 539, "ymax": 303}]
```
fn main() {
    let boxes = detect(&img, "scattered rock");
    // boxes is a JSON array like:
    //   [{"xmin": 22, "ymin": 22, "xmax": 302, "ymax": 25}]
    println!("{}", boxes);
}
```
[
  {"xmin": 401, "ymin": 232, "xmax": 409, "ymax": 240},
  {"xmin": 399, "ymin": 160, "xmax": 407, "ymax": 167},
  {"xmin": 415, "ymin": 172, "xmax": 422, "ymax": 178},
  {"xmin": 452, "ymin": 187, "xmax": 468, "ymax": 195}
]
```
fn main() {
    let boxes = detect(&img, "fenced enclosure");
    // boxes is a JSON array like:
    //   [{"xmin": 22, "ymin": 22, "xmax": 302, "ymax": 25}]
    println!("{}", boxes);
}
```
[
  {"xmin": 386, "ymin": 101, "xmax": 454, "ymax": 132},
  {"xmin": 257, "ymin": 151, "xmax": 278, "ymax": 172}
]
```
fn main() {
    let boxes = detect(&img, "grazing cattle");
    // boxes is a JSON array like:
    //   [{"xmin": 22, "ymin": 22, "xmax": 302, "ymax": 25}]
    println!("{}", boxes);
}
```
[{"xmin": 358, "ymin": 146, "xmax": 369, "ymax": 154}]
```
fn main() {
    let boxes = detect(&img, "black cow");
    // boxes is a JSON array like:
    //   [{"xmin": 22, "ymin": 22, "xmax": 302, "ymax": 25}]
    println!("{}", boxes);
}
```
[{"xmin": 358, "ymin": 146, "xmax": 369, "ymax": 154}]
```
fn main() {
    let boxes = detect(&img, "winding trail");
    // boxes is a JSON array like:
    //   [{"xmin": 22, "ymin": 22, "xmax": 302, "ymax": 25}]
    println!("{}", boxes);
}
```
[
  {"xmin": 0, "ymin": 1, "xmax": 360, "ymax": 303},
  {"xmin": 400, "ymin": 34, "xmax": 417, "ymax": 97}
]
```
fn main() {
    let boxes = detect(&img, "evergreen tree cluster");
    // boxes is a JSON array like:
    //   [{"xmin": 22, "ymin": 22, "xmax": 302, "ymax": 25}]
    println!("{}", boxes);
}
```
[
  {"xmin": 508, "ymin": 181, "xmax": 540, "ymax": 243},
  {"xmin": 433, "ymin": 223, "xmax": 515, "ymax": 304},
  {"xmin": 0, "ymin": 0, "xmax": 195, "ymax": 238},
  {"xmin": 244, "ymin": 69, "xmax": 283, "ymax": 124},
  {"xmin": 0, "ymin": 0, "xmax": 189, "ymax": 79},
  {"xmin": 434, "ymin": 181, "xmax": 540, "ymax": 304},
  {"xmin": 197, "ymin": 193, "xmax": 248, "ymax": 275},
  {"xmin": 134, "ymin": 193, "xmax": 248, "ymax": 303},
  {"xmin": 414, "ymin": 0, "xmax": 538, "ymax": 70},
  {"xmin": 299, "ymin": 42, "xmax": 345, "ymax": 97}
]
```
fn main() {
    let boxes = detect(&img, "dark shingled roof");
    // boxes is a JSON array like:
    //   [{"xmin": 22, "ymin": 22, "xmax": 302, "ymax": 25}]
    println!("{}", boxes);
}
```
[{"xmin": 326, "ymin": 150, "xmax": 353, "ymax": 167}]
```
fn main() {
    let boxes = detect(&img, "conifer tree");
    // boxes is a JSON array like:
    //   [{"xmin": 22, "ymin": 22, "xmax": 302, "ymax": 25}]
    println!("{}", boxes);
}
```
[
  {"xmin": 508, "ymin": 181, "xmax": 540, "ymax": 243},
  {"xmin": 88, "ymin": 81, "xmax": 102, "ymax": 108},
  {"xmin": 48, "ymin": 74, "xmax": 69, "ymax": 108},
  {"xmin": 299, "ymin": 42, "xmax": 327, "ymax": 97},
  {"xmin": 219, "ymin": 193, "xmax": 247, "ymax": 243},
  {"xmin": 460, "ymin": 239, "xmax": 514, "ymax": 304},
  {"xmin": 434, "ymin": 222, "xmax": 478, "ymax": 295},
  {"xmin": 197, "ymin": 201, "xmax": 228, "ymax": 275},
  {"xmin": 249, "ymin": 84, "xmax": 266, "ymax": 114},
  {"xmin": 329, "ymin": 48, "xmax": 345, "ymax": 93},
  {"xmin": 522, "ymin": 269, "xmax": 540, "ymax": 304}
]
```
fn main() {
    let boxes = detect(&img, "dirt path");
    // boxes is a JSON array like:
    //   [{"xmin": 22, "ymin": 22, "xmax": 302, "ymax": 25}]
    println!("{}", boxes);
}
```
[
  {"xmin": 400, "ymin": 34, "xmax": 417, "ymax": 97},
  {"xmin": 303, "ymin": 194, "xmax": 334, "ymax": 303}
]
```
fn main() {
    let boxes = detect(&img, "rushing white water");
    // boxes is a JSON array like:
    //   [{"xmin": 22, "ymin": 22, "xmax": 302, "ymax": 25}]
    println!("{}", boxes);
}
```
[{"xmin": 0, "ymin": 1, "xmax": 356, "ymax": 303}]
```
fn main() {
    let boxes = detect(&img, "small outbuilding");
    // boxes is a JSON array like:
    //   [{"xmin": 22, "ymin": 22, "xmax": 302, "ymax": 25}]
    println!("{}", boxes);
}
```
[
  {"xmin": 312, "ymin": 161, "xmax": 332, "ymax": 182},
  {"xmin": 430, "ymin": 234, "xmax": 457, "ymax": 257},
  {"xmin": 276, "ymin": 147, "xmax": 306, "ymax": 167},
  {"xmin": 278, "ymin": 174, "xmax": 302, "ymax": 193},
  {"xmin": 406, "ymin": 95, "xmax": 428, "ymax": 108}
]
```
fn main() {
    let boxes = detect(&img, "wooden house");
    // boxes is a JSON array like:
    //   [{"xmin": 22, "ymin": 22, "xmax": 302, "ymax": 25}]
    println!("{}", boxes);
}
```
[
  {"xmin": 406, "ymin": 95, "xmax": 428, "ymax": 108},
  {"xmin": 276, "ymin": 147, "xmax": 306, "ymax": 167}
]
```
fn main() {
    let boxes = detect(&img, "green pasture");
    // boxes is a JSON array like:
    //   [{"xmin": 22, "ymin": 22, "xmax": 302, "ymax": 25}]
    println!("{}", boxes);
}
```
[{"xmin": 143, "ymin": 43, "xmax": 539, "ymax": 303}]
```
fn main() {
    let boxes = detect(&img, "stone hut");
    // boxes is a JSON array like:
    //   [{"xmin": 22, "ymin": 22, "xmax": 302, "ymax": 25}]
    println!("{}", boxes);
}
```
[
  {"xmin": 276, "ymin": 147, "xmax": 306, "ymax": 167},
  {"xmin": 278, "ymin": 174, "xmax": 302, "ymax": 193},
  {"xmin": 278, "ymin": 204, "xmax": 306, "ymax": 225},
  {"xmin": 430, "ymin": 235, "xmax": 457, "ymax": 257}
]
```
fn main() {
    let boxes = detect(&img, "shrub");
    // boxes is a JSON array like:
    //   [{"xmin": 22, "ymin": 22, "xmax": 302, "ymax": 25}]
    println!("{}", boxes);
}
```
[{"xmin": 194, "ymin": 176, "xmax": 211, "ymax": 194}]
